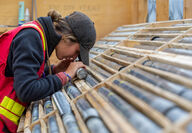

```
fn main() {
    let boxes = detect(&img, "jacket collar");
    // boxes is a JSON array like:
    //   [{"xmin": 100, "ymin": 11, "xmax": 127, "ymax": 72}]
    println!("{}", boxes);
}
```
[{"xmin": 37, "ymin": 17, "xmax": 62, "ymax": 56}]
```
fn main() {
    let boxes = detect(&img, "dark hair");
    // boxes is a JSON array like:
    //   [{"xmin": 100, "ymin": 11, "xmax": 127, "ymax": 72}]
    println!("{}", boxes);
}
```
[{"xmin": 47, "ymin": 9, "xmax": 77, "ymax": 42}]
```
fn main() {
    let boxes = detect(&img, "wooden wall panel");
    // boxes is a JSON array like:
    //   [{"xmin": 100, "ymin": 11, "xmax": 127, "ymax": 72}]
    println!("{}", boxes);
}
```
[
  {"xmin": 0, "ymin": 0, "xmax": 131, "ymax": 39},
  {"xmin": 0, "ymin": 0, "xmax": 31, "ymax": 26},
  {"xmin": 2, "ymin": 1, "xmax": 192, "ymax": 39},
  {"xmin": 36, "ymin": 0, "xmax": 131, "ymax": 39},
  {"xmin": 130, "ymin": 0, "xmax": 139, "ymax": 24},
  {"xmin": 138, "ymin": 0, "xmax": 148, "ymax": 23},
  {"xmin": 184, "ymin": 0, "xmax": 192, "ymax": 19},
  {"xmin": 156, "ymin": 0, "xmax": 169, "ymax": 21}
]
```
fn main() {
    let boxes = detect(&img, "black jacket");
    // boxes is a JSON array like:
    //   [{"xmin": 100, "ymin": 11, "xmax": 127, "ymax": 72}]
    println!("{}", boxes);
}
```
[{"xmin": 5, "ymin": 17, "xmax": 62, "ymax": 103}]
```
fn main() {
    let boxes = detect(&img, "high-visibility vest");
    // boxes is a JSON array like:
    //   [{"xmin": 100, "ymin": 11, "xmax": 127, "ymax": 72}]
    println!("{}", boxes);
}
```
[{"xmin": 0, "ymin": 21, "xmax": 46, "ymax": 133}]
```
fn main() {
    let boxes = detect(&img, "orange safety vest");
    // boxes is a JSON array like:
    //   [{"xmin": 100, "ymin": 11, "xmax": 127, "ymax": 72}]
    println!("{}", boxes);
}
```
[{"xmin": 0, "ymin": 21, "xmax": 46, "ymax": 133}]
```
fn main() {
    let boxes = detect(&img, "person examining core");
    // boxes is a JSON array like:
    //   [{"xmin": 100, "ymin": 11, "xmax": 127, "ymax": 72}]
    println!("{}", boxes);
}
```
[{"xmin": 0, "ymin": 9, "xmax": 96, "ymax": 133}]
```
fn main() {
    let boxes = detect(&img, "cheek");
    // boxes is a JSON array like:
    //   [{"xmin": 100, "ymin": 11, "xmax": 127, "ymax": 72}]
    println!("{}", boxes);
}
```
[
  {"xmin": 71, "ymin": 49, "xmax": 78, "ymax": 55},
  {"xmin": 55, "ymin": 49, "xmax": 61, "ymax": 60},
  {"xmin": 66, "ymin": 45, "xmax": 78, "ymax": 56},
  {"xmin": 56, "ymin": 47, "xmax": 76, "ymax": 59},
  {"xmin": 55, "ymin": 42, "xmax": 80, "ymax": 60},
  {"xmin": 55, "ymin": 45, "xmax": 65, "ymax": 60}
]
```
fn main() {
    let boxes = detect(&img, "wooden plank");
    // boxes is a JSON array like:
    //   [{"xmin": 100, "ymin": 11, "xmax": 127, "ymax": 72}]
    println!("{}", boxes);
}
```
[
  {"xmin": 108, "ymin": 34, "xmax": 132, "ymax": 37},
  {"xmin": 24, "ymin": 128, "xmax": 31, "ymax": 133},
  {"xmin": 100, "ymin": 38, "xmax": 121, "ymax": 42},
  {"xmin": 116, "ymin": 46, "xmax": 154, "ymax": 55},
  {"xmin": 71, "ymin": 102, "xmax": 90, "ymax": 133},
  {"xmin": 135, "ymin": 33, "xmax": 179, "ymax": 37},
  {"xmin": 148, "ymin": 54, "xmax": 192, "ymax": 70},
  {"xmin": 131, "ymin": 0, "xmax": 139, "ymax": 24},
  {"xmin": 30, "ymin": 120, "xmax": 40, "ymax": 131},
  {"xmin": 138, "ymin": 0, "xmax": 148, "ymax": 23},
  {"xmin": 79, "ymin": 80, "xmax": 92, "ymax": 90},
  {"xmin": 42, "ymin": 110, "xmax": 57, "ymax": 121},
  {"xmin": 114, "ymin": 29, "xmax": 138, "ymax": 32},
  {"xmin": 90, "ymin": 51, "xmax": 100, "ymax": 55},
  {"xmin": 24, "ymin": 106, "xmax": 32, "ymax": 129},
  {"xmin": 102, "ymin": 53, "xmax": 131, "ymax": 66},
  {"xmin": 94, "ymin": 44, "xmax": 110, "ymax": 49},
  {"xmin": 144, "ymin": 26, "xmax": 191, "ymax": 31},
  {"xmin": 183, "ymin": 0, "xmax": 192, "ymax": 19},
  {"xmin": 40, "ymin": 119, "xmax": 47, "ymax": 133},
  {"xmin": 17, "ymin": 115, "xmax": 25, "ymax": 132},
  {"xmin": 39, "ymin": 103, "xmax": 44, "ymax": 119},
  {"xmin": 92, "ymin": 59, "xmax": 117, "ymax": 74},
  {"xmin": 123, "ymin": 39, "xmax": 165, "ymax": 46},
  {"xmin": 72, "ymin": 91, "xmax": 88, "ymax": 103},
  {"xmin": 52, "ymin": 98, "xmax": 66, "ymax": 133},
  {"xmin": 156, "ymin": 0, "xmax": 169, "ymax": 21},
  {"xmin": 74, "ymin": 80, "xmax": 87, "ymax": 93},
  {"xmin": 113, "ymin": 44, "xmax": 153, "ymax": 56},
  {"xmin": 122, "ymin": 23, "xmax": 149, "ymax": 28},
  {"xmin": 171, "ymin": 42, "xmax": 192, "ymax": 49}
]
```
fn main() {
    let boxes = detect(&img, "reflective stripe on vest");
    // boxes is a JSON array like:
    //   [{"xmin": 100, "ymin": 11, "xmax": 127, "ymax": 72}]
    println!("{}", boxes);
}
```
[
  {"xmin": 0, "ymin": 96, "xmax": 25, "ymax": 125},
  {"xmin": 21, "ymin": 23, "xmax": 46, "ymax": 51}
]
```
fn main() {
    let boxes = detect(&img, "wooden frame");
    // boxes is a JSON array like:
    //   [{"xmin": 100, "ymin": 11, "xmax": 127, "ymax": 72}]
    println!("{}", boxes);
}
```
[{"xmin": 19, "ymin": 19, "xmax": 192, "ymax": 133}]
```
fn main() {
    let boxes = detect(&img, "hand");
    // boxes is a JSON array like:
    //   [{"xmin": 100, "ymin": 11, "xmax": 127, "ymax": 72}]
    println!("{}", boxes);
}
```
[
  {"xmin": 53, "ymin": 58, "xmax": 74, "ymax": 74},
  {"xmin": 65, "ymin": 61, "xmax": 86, "ymax": 78}
]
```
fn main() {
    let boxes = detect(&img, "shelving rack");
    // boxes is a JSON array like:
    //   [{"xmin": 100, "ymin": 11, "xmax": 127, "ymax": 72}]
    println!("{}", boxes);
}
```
[{"xmin": 18, "ymin": 19, "xmax": 192, "ymax": 133}]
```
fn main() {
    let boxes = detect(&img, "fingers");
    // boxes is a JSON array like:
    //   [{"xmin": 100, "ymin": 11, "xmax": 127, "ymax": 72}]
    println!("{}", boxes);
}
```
[
  {"xmin": 69, "ymin": 62, "xmax": 84, "ymax": 70},
  {"xmin": 62, "ymin": 57, "xmax": 76, "ymax": 62},
  {"xmin": 74, "ymin": 61, "xmax": 86, "ymax": 68},
  {"xmin": 65, "ymin": 61, "xmax": 86, "ymax": 78}
]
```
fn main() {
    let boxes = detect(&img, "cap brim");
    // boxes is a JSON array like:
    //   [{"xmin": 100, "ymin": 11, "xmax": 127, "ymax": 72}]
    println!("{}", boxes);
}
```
[{"xmin": 79, "ymin": 44, "xmax": 89, "ymax": 65}]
